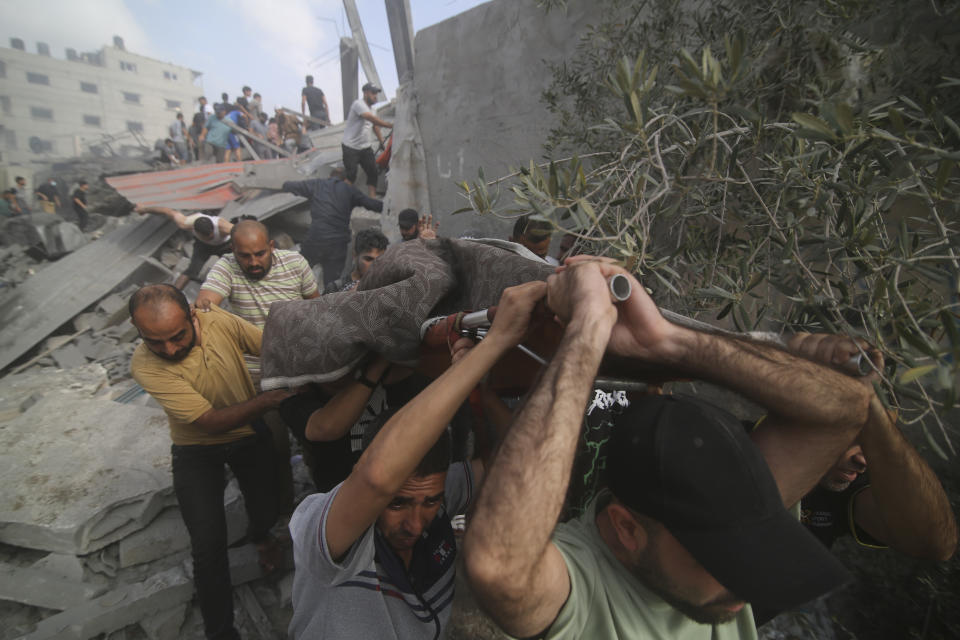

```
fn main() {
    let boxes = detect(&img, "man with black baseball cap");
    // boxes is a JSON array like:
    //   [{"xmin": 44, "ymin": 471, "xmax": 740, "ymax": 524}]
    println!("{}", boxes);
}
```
[
  {"xmin": 342, "ymin": 82, "xmax": 393, "ymax": 198},
  {"xmin": 463, "ymin": 257, "xmax": 873, "ymax": 639}
]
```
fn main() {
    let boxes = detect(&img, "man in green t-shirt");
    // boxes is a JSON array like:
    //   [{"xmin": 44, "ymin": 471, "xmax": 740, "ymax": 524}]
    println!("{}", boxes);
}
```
[{"xmin": 463, "ymin": 258, "xmax": 876, "ymax": 640}]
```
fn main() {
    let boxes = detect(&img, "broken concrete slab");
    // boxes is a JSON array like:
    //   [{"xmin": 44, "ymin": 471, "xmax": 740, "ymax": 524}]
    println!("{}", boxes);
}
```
[
  {"xmin": 118, "ymin": 482, "xmax": 246, "ymax": 569},
  {"xmin": 139, "ymin": 603, "xmax": 187, "ymax": 640},
  {"xmin": 32, "ymin": 552, "xmax": 86, "ymax": 581},
  {"xmin": 0, "ymin": 394, "xmax": 173, "ymax": 555},
  {"xmin": 18, "ymin": 563, "xmax": 192, "ymax": 640},
  {"xmin": 51, "ymin": 343, "xmax": 89, "ymax": 369},
  {"xmin": 0, "ymin": 363, "xmax": 108, "ymax": 423},
  {"xmin": 71, "ymin": 312, "xmax": 108, "ymax": 334},
  {"xmin": 51, "ymin": 222, "xmax": 88, "ymax": 257},
  {"xmin": 0, "ymin": 214, "xmax": 177, "ymax": 373},
  {"xmin": 0, "ymin": 561, "xmax": 107, "ymax": 610}
]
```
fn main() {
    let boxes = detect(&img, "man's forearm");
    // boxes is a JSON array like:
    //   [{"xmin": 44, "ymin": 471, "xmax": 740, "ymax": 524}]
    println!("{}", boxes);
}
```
[
  {"xmin": 666, "ymin": 327, "xmax": 871, "ymax": 433},
  {"xmin": 858, "ymin": 396, "xmax": 957, "ymax": 560},
  {"xmin": 358, "ymin": 335, "xmax": 511, "ymax": 494},
  {"xmin": 193, "ymin": 390, "xmax": 286, "ymax": 434},
  {"xmin": 465, "ymin": 318, "xmax": 610, "ymax": 583}
]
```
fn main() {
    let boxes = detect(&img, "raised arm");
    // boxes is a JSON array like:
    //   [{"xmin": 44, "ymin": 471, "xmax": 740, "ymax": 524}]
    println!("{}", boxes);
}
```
[
  {"xmin": 789, "ymin": 333, "xmax": 957, "ymax": 561},
  {"xmin": 215, "ymin": 217, "xmax": 233, "ymax": 236},
  {"xmin": 465, "ymin": 262, "xmax": 615, "ymax": 637},
  {"xmin": 323, "ymin": 282, "xmax": 545, "ymax": 561},
  {"xmin": 135, "ymin": 205, "xmax": 191, "ymax": 230},
  {"xmin": 559, "ymin": 257, "xmax": 872, "ymax": 507}
]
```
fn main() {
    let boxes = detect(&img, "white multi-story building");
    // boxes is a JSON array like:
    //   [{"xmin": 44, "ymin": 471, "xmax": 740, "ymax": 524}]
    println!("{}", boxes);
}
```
[{"xmin": 0, "ymin": 36, "xmax": 202, "ymax": 167}]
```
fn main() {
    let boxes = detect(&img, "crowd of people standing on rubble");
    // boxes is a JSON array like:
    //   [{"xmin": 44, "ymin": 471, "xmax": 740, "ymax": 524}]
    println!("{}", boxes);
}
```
[
  {"xmin": 11, "ymin": 67, "xmax": 954, "ymax": 640},
  {"xmin": 156, "ymin": 75, "xmax": 342, "ymax": 167},
  {"xmin": 124, "ymin": 153, "xmax": 957, "ymax": 640}
]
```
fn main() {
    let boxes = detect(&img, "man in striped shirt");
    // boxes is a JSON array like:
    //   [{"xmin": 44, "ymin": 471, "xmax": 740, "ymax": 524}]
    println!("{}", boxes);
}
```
[
  {"xmin": 196, "ymin": 218, "xmax": 319, "ymax": 514},
  {"xmin": 195, "ymin": 219, "xmax": 319, "ymax": 331}
]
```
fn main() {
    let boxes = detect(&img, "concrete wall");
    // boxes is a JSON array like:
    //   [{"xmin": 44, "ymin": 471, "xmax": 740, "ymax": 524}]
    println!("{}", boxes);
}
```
[
  {"xmin": 413, "ymin": 0, "xmax": 594, "ymax": 241},
  {"xmin": 0, "ymin": 43, "xmax": 201, "ymax": 166}
]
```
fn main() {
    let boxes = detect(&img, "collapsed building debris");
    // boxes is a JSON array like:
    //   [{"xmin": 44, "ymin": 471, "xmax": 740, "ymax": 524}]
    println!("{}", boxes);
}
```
[{"xmin": 0, "ymin": 151, "xmax": 345, "ymax": 639}]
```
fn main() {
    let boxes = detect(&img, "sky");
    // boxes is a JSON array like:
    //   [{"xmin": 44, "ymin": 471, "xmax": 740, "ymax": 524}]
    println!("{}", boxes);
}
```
[{"xmin": 0, "ymin": 0, "xmax": 488, "ymax": 123}]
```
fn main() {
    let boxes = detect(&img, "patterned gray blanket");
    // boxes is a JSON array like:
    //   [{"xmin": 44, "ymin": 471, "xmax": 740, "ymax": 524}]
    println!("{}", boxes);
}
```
[{"xmin": 260, "ymin": 238, "xmax": 554, "ymax": 390}]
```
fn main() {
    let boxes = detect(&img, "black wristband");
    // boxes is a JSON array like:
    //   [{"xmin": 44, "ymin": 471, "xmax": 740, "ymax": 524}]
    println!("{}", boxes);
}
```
[{"xmin": 357, "ymin": 373, "xmax": 377, "ymax": 389}]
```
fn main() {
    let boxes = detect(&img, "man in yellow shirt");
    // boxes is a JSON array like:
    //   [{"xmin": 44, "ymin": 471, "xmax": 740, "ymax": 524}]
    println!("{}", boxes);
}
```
[{"xmin": 129, "ymin": 284, "xmax": 291, "ymax": 640}]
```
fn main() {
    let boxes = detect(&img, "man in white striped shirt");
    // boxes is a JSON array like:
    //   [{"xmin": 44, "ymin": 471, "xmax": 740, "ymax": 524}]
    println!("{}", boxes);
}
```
[
  {"xmin": 196, "ymin": 219, "xmax": 319, "ymax": 331},
  {"xmin": 196, "ymin": 218, "xmax": 319, "ymax": 514}
]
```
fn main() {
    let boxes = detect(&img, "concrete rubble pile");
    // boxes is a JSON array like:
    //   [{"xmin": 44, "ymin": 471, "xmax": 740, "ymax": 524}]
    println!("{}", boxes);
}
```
[{"xmin": 0, "ymin": 160, "xmax": 327, "ymax": 639}]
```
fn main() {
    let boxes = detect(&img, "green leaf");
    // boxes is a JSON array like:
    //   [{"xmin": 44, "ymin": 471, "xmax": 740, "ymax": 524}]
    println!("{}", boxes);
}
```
[
  {"xmin": 899, "ymin": 364, "xmax": 937, "ymax": 384},
  {"xmin": 934, "ymin": 159, "xmax": 953, "ymax": 194},
  {"xmin": 792, "ymin": 113, "xmax": 835, "ymax": 139}
]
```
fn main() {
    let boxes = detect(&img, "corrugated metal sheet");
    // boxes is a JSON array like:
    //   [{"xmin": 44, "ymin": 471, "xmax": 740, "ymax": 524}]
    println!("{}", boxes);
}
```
[{"xmin": 104, "ymin": 161, "xmax": 274, "ymax": 210}]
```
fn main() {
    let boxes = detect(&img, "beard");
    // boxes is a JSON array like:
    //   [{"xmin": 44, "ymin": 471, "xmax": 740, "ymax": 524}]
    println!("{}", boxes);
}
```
[
  {"xmin": 241, "ymin": 257, "xmax": 272, "ymax": 280},
  {"xmin": 629, "ymin": 541, "xmax": 744, "ymax": 625},
  {"xmin": 156, "ymin": 324, "xmax": 197, "ymax": 361}
]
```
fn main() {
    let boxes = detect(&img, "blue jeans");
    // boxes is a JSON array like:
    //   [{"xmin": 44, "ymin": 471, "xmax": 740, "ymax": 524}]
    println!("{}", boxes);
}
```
[{"xmin": 172, "ymin": 432, "xmax": 277, "ymax": 640}]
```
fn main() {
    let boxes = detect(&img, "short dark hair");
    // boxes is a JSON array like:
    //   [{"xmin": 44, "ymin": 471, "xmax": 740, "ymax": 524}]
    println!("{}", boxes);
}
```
[
  {"xmin": 129, "ymin": 283, "xmax": 190, "ymax": 323},
  {"xmin": 242, "ymin": 85, "xmax": 251, "ymax": 93},
  {"xmin": 254, "ymin": 92, "xmax": 261, "ymax": 99},
  {"xmin": 398, "ymin": 208, "xmax": 419, "ymax": 228},
  {"xmin": 177, "ymin": 112, "xmax": 184, "ymax": 120},
  {"xmin": 329, "ymin": 167, "xmax": 345, "ymax": 180},
  {"xmin": 354, "ymin": 228, "xmax": 388, "ymax": 255},
  {"xmin": 199, "ymin": 96, "xmax": 207, "ymax": 102},
  {"xmin": 15, "ymin": 176, "xmax": 25, "ymax": 183},
  {"xmin": 362, "ymin": 407, "xmax": 452, "ymax": 477},
  {"xmin": 78, "ymin": 179, "xmax": 88, "ymax": 187},
  {"xmin": 305, "ymin": 75, "xmax": 314, "ymax": 85},
  {"xmin": 193, "ymin": 215, "xmax": 214, "ymax": 237},
  {"xmin": 221, "ymin": 92, "xmax": 228, "ymax": 100},
  {"xmin": 512, "ymin": 214, "xmax": 552, "ymax": 241}
]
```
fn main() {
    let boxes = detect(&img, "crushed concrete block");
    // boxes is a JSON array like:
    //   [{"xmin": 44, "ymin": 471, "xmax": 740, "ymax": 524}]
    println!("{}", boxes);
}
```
[
  {"xmin": 52, "ymin": 222, "xmax": 88, "ymax": 256},
  {"xmin": 0, "ymin": 394, "xmax": 173, "ymax": 554},
  {"xmin": 72, "ymin": 312, "xmax": 108, "ymax": 334},
  {"xmin": 20, "ymin": 563, "xmax": 192, "ymax": 640},
  {"xmin": 0, "ymin": 561, "xmax": 107, "ymax": 610},
  {"xmin": 97, "ymin": 293, "xmax": 126, "ymax": 316},
  {"xmin": 20, "ymin": 392, "xmax": 44, "ymax": 413},
  {"xmin": 42, "ymin": 335, "xmax": 75, "ymax": 352},
  {"xmin": 119, "ymin": 481, "xmax": 246, "ymax": 568},
  {"xmin": 228, "ymin": 544, "xmax": 264, "ymax": 586},
  {"xmin": 0, "ymin": 363, "xmax": 108, "ymax": 423},
  {"xmin": 138, "ymin": 603, "xmax": 187, "ymax": 640},
  {"xmin": 51, "ymin": 343, "xmax": 89, "ymax": 369},
  {"xmin": 32, "ymin": 553, "xmax": 85, "ymax": 581},
  {"xmin": 118, "ymin": 509, "xmax": 189, "ymax": 569},
  {"xmin": 158, "ymin": 249, "xmax": 181, "ymax": 269}
]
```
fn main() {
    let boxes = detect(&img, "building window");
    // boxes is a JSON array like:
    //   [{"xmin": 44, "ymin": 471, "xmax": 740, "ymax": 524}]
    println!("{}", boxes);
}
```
[
  {"xmin": 83, "ymin": 115, "xmax": 101, "ymax": 127},
  {"xmin": 28, "ymin": 136, "xmax": 54, "ymax": 153},
  {"xmin": 0, "ymin": 96, "xmax": 10, "ymax": 115},
  {"xmin": 120, "ymin": 61, "xmax": 137, "ymax": 72},
  {"xmin": 2, "ymin": 127, "xmax": 16, "ymax": 150},
  {"xmin": 30, "ymin": 106, "xmax": 54, "ymax": 120},
  {"xmin": 26, "ymin": 72, "xmax": 50, "ymax": 85},
  {"xmin": 80, "ymin": 81, "xmax": 98, "ymax": 94},
  {"xmin": 172, "ymin": 73, "xmax": 178, "ymax": 80},
  {"xmin": 123, "ymin": 92, "xmax": 141, "ymax": 104},
  {"xmin": 127, "ymin": 121, "xmax": 144, "ymax": 133},
  {"xmin": 163, "ymin": 71, "xmax": 171, "ymax": 79},
  {"xmin": 165, "ymin": 99, "xmax": 181, "ymax": 109}
]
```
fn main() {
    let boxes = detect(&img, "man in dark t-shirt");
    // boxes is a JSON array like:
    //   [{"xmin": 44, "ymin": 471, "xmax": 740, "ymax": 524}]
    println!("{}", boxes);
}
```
[
  {"xmin": 72, "ymin": 180, "xmax": 90, "ymax": 230},
  {"xmin": 301, "ymin": 75, "xmax": 328, "ymax": 130}
]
